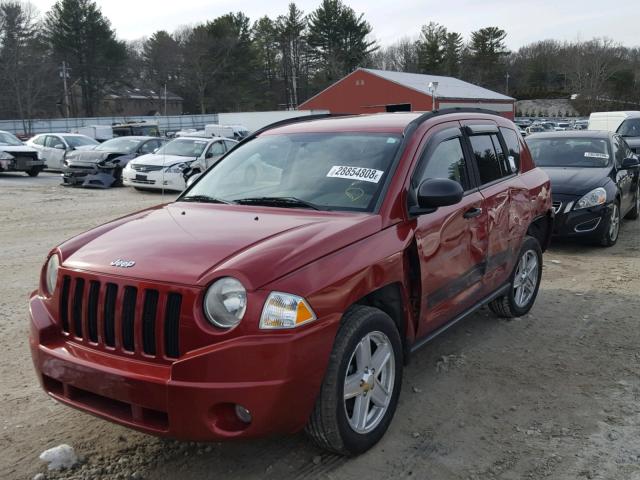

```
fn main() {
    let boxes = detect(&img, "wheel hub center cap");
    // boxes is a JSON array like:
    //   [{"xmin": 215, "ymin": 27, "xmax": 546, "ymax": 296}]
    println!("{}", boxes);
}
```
[{"xmin": 360, "ymin": 370, "xmax": 375, "ymax": 393}]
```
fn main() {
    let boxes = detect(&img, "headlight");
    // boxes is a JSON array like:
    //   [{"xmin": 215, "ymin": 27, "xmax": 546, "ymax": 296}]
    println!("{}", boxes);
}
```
[
  {"xmin": 45, "ymin": 254, "xmax": 60, "ymax": 295},
  {"xmin": 165, "ymin": 162, "xmax": 188, "ymax": 173},
  {"xmin": 204, "ymin": 277, "xmax": 247, "ymax": 328},
  {"xmin": 574, "ymin": 187, "xmax": 607, "ymax": 210},
  {"xmin": 259, "ymin": 292, "xmax": 317, "ymax": 329},
  {"xmin": 0, "ymin": 152, "xmax": 14, "ymax": 160}
]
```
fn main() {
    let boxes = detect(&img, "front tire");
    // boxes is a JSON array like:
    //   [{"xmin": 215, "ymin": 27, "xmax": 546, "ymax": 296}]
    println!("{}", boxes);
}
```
[
  {"xmin": 598, "ymin": 201, "xmax": 621, "ymax": 247},
  {"xmin": 26, "ymin": 168, "xmax": 41, "ymax": 177},
  {"xmin": 305, "ymin": 306, "xmax": 403, "ymax": 455},
  {"xmin": 489, "ymin": 235, "xmax": 543, "ymax": 318}
]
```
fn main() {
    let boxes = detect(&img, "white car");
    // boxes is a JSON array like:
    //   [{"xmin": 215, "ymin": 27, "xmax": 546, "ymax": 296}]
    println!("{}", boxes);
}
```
[
  {"xmin": 123, "ymin": 136, "xmax": 237, "ymax": 191},
  {"xmin": 26, "ymin": 133, "xmax": 99, "ymax": 170}
]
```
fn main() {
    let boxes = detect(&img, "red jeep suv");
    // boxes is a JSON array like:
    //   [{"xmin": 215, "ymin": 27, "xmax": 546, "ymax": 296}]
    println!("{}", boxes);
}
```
[{"xmin": 30, "ymin": 110, "xmax": 552, "ymax": 455}]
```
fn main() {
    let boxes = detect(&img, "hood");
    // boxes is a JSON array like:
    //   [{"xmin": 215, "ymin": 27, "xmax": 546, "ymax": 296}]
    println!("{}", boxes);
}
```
[
  {"xmin": 1, "ymin": 145, "xmax": 38, "ymax": 154},
  {"xmin": 131, "ymin": 153, "xmax": 194, "ymax": 167},
  {"xmin": 542, "ymin": 166, "xmax": 611, "ymax": 195},
  {"xmin": 67, "ymin": 149, "xmax": 125, "ymax": 164},
  {"xmin": 61, "ymin": 203, "xmax": 381, "ymax": 289},
  {"xmin": 74, "ymin": 145, "xmax": 98, "ymax": 151}
]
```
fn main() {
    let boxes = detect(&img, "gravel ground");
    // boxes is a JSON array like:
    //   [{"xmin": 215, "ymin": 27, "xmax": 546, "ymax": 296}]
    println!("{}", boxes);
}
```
[{"xmin": 1, "ymin": 171, "xmax": 639, "ymax": 480}]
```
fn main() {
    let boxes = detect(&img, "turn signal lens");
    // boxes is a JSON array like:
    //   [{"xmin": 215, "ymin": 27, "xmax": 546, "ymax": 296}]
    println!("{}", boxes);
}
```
[
  {"xmin": 259, "ymin": 292, "xmax": 317, "ymax": 329},
  {"xmin": 45, "ymin": 254, "xmax": 60, "ymax": 296}
]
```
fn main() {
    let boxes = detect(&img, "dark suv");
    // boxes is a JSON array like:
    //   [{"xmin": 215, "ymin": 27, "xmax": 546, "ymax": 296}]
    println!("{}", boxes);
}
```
[{"xmin": 30, "ymin": 110, "xmax": 552, "ymax": 455}]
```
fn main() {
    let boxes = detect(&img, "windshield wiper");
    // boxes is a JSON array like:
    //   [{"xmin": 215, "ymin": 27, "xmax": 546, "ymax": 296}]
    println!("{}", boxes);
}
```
[
  {"xmin": 234, "ymin": 196, "xmax": 323, "ymax": 211},
  {"xmin": 180, "ymin": 195, "xmax": 234, "ymax": 205}
]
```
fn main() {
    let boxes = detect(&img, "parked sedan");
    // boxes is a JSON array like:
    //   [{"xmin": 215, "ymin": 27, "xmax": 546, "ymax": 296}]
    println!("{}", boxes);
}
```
[
  {"xmin": 123, "ymin": 136, "xmax": 237, "ymax": 191},
  {"xmin": 526, "ymin": 131, "xmax": 640, "ymax": 246},
  {"xmin": 27, "ymin": 133, "xmax": 99, "ymax": 170},
  {"xmin": 62, "ymin": 136, "xmax": 165, "ymax": 188}
]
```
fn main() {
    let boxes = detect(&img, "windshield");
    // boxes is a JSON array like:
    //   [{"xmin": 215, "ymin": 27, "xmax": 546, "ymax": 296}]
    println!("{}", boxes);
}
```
[
  {"xmin": 182, "ymin": 132, "xmax": 402, "ymax": 211},
  {"xmin": 156, "ymin": 138, "xmax": 208, "ymax": 157},
  {"xmin": 95, "ymin": 138, "xmax": 141, "ymax": 153},
  {"xmin": 0, "ymin": 132, "xmax": 23, "ymax": 146},
  {"xmin": 618, "ymin": 119, "xmax": 640, "ymax": 137},
  {"xmin": 527, "ymin": 137, "xmax": 611, "ymax": 168},
  {"xmin": 63, "ymin": 135, "xmax": 99, "ymax": 148}
]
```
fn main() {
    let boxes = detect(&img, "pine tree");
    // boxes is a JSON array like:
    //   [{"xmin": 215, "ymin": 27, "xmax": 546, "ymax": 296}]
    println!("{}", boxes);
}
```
[{"xmin": 45, "ymin": 0, "xmax": 127, "ymax": 116}]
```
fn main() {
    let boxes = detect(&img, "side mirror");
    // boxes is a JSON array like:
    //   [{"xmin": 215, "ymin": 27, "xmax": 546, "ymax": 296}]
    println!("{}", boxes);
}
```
[
  {"xmin": 54, "ymin": 143, "xmax": 65, "ymax": 150},
  {"xmin": 621, "ymin": 157, "xmax": 640, "ymax": 169},
  {"xmin": 412, "ymin": 178, "xmax": 464, "ymax": 215},
  {"xmin": 205, "ymin": 152, "xmax": 214, "ymax": 159}
]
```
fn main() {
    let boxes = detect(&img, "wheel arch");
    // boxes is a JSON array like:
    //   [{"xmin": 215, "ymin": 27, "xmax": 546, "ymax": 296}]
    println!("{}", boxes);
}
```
[{"xmin": 527, "ymin": 210, "xmax": 553, "ymax": 252}]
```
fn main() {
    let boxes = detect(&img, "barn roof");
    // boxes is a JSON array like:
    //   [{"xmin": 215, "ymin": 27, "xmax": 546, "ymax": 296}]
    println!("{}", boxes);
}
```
[{"xmin": 361, "ymin": 68, "xmax": 514, "ymax": 102}]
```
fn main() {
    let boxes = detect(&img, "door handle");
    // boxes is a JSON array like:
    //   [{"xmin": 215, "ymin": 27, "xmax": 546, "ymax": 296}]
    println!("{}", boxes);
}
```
[{"xmin": 463, "ymin": 207, "xmax": 483, "ymax": 219}]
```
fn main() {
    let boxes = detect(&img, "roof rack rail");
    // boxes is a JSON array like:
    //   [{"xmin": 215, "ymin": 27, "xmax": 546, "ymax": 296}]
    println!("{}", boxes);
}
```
[{"xmin": 402, "ymin": 107, "xmax": 502, "ymax": 137}]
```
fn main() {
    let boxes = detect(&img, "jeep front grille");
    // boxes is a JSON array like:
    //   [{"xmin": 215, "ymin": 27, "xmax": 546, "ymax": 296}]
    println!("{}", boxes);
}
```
[{"xmin": 59, "ymin": 275, "xmax": 182, "ymax": 359}]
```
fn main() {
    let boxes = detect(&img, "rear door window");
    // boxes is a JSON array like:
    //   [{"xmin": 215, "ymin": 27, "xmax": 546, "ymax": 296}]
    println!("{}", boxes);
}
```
[
  {"xmin": 469, "ymin": 134, "xmax": 509, "ymax": 185},
  {"xmin": 499, "ymin": 127, "xmax": 521, "ymax": 172},
  {"xmin": 44, "ymin": 136, "xmax": 60, "ymax": 148}
]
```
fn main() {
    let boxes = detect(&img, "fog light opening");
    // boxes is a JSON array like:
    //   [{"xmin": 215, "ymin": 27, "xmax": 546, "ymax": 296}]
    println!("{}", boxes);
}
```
[{"xmin": 234, "ymin": 404, "xmax": 252, "ymax": 424}]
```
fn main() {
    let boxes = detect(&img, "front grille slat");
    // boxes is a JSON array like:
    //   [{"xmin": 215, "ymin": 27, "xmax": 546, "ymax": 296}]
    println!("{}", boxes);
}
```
[
  {"xmin": 60, "ymin": 276, "xmax": 71, "ymax": 333},
  {"xmin": 103, "ymin": 283, "xmax": 118, "ymax": 347},
  {"xmin": 121, "ymin": 287, "xmax": 138, "ymax": 352},
  {"xmin": 87, "ymin": 281, "xmax": 100, "ymax": 342},
  {"xmin": 59, "ymin": 273, "xmax": 182, "ymax": 360},
  {"xmin": 164, "ymin": 293, "xmax": 182, "ymax": 359},
  {"xmin": 142, "ymin": 290, "xmax": 159, "ymax": 355},
  {"xmin": 72, "ymin": 278, "xmax": 85, "ymax": 337}
]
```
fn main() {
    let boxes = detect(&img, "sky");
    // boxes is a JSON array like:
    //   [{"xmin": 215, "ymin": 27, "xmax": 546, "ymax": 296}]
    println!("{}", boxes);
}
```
[{"xmin": 28, "ymin": 0, "xmax": 639, "ymax": 50}]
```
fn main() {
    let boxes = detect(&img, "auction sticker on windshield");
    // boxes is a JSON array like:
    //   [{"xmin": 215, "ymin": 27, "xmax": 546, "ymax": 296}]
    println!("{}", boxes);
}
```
[
  {"xmin": 327, "ymin": 166, "xmax": 384, "ymax": 183},
  {"xmin": 584, "ymin": 152, "xmax": 609, "ymax": 159}
]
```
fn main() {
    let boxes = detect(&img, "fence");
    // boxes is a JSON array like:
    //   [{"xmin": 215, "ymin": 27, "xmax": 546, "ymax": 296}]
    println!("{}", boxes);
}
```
[{"xmin": 0, "ymin": 110, "xmax": 329, "ymax": 136}]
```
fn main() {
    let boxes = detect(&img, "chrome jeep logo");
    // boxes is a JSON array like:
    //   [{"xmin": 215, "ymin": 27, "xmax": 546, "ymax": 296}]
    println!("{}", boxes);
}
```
[{"xmin": 110, "ymin": 259, "xmax": 136, "ymax": 268}]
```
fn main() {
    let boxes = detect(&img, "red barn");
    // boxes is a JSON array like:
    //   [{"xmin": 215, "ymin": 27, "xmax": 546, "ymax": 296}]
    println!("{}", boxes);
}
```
[{"xmin": 299, "ymin": 68, "xmax": 515, "ymax": 119}]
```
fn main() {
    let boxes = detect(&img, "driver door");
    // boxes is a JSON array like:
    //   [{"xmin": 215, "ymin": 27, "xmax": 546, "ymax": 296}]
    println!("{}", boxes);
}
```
[{"xmin": 411, "ymin": 124, "xmax": 488, "ymax": 337}]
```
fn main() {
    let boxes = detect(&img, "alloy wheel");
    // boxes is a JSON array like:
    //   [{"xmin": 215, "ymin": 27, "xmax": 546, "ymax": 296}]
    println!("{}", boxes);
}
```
[
  {"xmin": 343, "ymin": 331, "xmax": 395, "ymax": 434},
  {"xmin": 513, "ymin": 250, "xmax": 539, "ymax": 308},
  {"xmin": 609, "ymin": 203, "xmax": 620, "ymax": 241}
]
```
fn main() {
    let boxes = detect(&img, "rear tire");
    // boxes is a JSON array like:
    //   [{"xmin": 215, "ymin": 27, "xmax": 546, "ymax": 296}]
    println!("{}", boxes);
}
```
[
  {"xmin": 624, "ymin": 184, "xmax": 639, "ymax": 220},
  {"xmin": 305, "ymin": 306, "xmax": 403, "ymax": 455},
  {"xmin": 489, "ymin": 235, "xmax": 542, "ymax": 318}
]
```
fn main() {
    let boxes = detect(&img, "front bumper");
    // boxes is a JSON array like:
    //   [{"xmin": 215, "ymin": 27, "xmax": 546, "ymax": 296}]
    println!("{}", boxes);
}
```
[
  {"xmin": 551, "ymin": 195, "xmax": 612, "ymax": 238},
  {"xmin": 123, "ymin": 169, "xmax": 185, "ymax": 191},
  {"xmin": 62, "ymin": 164, "xmax": 117, "ymax": 187},
  {"xmin": 29, "ymin": 293, "xmax": 337, "ymax": 440},
  {"xmin": 0, "ymin": 156, "xmax": 44, "ymax": 172}
]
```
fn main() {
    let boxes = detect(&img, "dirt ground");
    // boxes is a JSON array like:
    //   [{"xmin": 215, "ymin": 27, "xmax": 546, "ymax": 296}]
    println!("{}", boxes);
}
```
[{"xmin": 1, "ymin": 172, "xmax": 639, "ymax": 480}]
